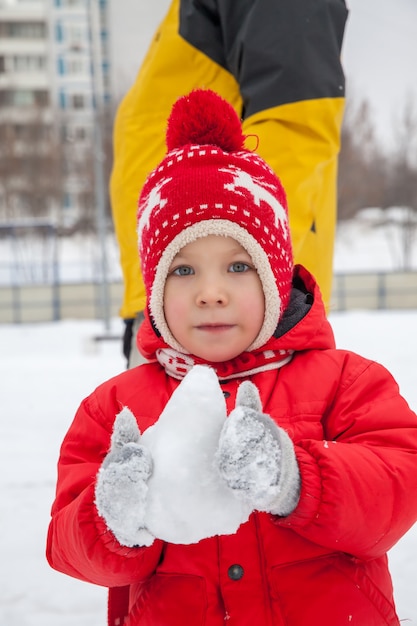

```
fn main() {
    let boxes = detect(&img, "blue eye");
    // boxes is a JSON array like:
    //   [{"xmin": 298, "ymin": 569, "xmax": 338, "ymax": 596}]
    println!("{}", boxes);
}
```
[
  {"xmin": 229, "ymin": 262, "xmax": 250, "ymax": 273},
  {"xmin": 172, "ymin": 266, "xmax": 194, "ymax": 276}
]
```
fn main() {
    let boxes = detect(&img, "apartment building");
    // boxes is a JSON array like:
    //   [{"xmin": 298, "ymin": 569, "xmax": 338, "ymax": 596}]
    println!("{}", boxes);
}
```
[{"xmin": 0, "ymin": 0, "xmax": 110, "ymax": 226}]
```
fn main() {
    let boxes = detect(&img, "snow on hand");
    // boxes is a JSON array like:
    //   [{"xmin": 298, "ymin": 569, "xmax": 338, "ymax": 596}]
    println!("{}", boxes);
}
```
[{"xmin": 139, "ymin": 365, "xmax": 252, "ymax": 544}]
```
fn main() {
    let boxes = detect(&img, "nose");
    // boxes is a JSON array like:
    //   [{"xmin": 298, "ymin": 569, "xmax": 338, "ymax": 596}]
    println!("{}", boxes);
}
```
[{"xmin": 196, "ymin": 277, "xmax": 228, "ymax": 306}]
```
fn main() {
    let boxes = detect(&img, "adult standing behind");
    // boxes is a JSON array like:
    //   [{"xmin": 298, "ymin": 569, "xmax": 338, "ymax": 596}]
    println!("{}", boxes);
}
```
[{"xmin": 110, "ymin": 0, "xmax": 348, "ymax": 365}]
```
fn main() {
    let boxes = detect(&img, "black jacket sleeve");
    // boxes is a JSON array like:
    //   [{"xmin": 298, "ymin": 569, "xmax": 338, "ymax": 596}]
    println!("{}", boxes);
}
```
[{"xmin": 179, "ymin": 0, "xmax": 348, "ymax": 117}]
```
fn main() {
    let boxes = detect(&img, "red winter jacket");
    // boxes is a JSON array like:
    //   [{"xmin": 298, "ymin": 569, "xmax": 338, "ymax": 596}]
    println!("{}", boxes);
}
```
[{"xmin": 47, "ymin": 266, "xmax": 417, "ymax": 626}]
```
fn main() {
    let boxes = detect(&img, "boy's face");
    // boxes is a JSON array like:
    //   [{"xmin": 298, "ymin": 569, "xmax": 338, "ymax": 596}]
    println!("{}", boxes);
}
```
[{"xmin": 163, "ymin": 235, "xmax": 265, "ymax": 362}]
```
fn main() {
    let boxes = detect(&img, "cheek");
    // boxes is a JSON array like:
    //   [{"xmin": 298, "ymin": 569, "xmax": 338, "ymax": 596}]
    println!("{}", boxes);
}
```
[
  {"xmin": 248, "ymin": 298, "xmax": 265, "ymax": 329},
  {"xmin": 242, "ymin": 280, "xmax": 265, "ymax": 321},
  {"xmin": 163, "ymin": 284, "xmax": 186, "ymax": 325}
]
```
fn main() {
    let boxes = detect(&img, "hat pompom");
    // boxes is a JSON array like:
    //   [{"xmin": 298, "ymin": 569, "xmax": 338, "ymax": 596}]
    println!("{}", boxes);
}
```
[{"xmin": 166, "ymin": 89, "xmax": 245, "ymax": 153}]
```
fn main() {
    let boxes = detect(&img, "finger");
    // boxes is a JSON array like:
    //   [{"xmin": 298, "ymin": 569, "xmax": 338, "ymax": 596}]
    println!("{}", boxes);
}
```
[
  {"xmin": 110, "ymin": 407, "xmax": 141, "ymax": 450},
  {"xmin": 235, "ymin": 381, "xmax": 262, "ymax": 412}
]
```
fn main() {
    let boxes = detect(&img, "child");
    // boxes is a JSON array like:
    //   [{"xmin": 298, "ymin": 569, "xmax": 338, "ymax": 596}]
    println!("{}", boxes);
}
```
[{"xmin": 47, "ymin": 89, "xmax": 417, "ymax": 626}]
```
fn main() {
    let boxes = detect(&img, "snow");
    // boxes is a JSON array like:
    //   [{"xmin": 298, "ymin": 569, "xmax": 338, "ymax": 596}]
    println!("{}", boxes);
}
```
[
  {"xmin": 1, "ymin": 310, "xmax": 417, "ymax": 625},
  {"xmin": 334, "ymin": 208, "xmax": 417, "ymax": 272},
  {"xmin": 96, "ymin": 367, "xmax": 252, "ymax": 548},
  {"xmin": 141, "ymin": 366, "xmax": 252, "ymax": 544}
]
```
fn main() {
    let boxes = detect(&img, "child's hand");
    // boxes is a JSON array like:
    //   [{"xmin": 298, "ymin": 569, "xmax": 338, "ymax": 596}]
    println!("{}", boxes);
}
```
[
  {"xmin": 95, "ymin": 407, "xmax": 155, "ymax": 547},
  {"xmin": 215, "ymin": 381, "xmax": 300, "ymax": 516}
]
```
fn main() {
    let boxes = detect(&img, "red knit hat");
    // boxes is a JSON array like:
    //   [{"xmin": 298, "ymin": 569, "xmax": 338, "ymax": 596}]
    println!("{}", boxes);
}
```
[{"xmin": 137, "ymin": 89, "xmax": 293, "ymax": 352}]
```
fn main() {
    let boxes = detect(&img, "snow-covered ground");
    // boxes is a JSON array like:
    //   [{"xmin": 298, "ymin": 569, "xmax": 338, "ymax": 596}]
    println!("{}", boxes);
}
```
[{"xmin": 1, "ymin": 310, "xmax": 417, "ymax": 625}]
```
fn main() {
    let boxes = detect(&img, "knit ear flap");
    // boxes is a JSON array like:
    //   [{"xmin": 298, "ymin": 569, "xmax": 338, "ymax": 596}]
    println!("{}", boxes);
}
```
[{"xmin": 166, "ymin": 89, "xmax": 245, "ymax": 153}]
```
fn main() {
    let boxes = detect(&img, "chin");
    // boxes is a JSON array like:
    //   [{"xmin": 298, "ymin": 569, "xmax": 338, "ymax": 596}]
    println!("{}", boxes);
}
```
[{"xmin": 195, "ymin": 349, "xmax": 242, "ymax": 363}]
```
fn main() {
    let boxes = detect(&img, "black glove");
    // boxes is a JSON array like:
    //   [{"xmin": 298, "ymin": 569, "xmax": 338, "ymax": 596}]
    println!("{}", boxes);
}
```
[{"xmin": 122, "ymin": 318, "xmax": 135, "ymax": 366}]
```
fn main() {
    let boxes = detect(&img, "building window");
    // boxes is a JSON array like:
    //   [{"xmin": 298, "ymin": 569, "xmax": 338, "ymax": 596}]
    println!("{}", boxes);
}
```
[
  {"xmin": 34, "ymin": 91, "xmax": 49, "ymax": 107},
  {"xmin": 59, "ymin": 91, "xmax": 66, "ymax": 109},
  {"xmin": 13, "ymin": 55, "xmax": 47, "ymax": 72},
  {"xmin": 55, "ymin": 22, "xmax": 63, "ymax": 42},
  {"xmin": 66, "ymin": 58, "xmax": 86, "ymax": 75},
  {"xmin": 58, "ymin": 57, "xmax": 65, "ymax": 75},
  {"xmin": 71, "ymin": 93, "xmax": 86, "ymax": 110},
  {"xmin": 1, "ymin": 21, "xmax": 46, "ymax": 39},
  {"xmin": 12, "ymin": 123, "xmax": 51, "ymax": 142},
  {"xmin": 13, "ymin": 90, "xmax": 36, "ymax": 106},
  {"xmin": 61, "ymin": 123, "xmax": 89, "ymax": 142},
  {"xmin": 68, "ymin": 24, "xmax": 85, "ymax": 50},
  {"xmin": 75, "ymin": 125, "xmax": 89, "ymax": 140},
  {"xmin": 63, "ymin": 191, "xmax": 73, "ymax": 210}
]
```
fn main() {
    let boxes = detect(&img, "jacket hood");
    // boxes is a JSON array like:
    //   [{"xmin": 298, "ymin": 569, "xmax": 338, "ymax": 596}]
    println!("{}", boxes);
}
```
[{"xmin": 137, "ymin": 264, "xmax": 335, "ymax": 363}]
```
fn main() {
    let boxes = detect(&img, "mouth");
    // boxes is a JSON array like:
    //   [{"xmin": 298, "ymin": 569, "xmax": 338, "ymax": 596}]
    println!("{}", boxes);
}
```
[{"xmin": 196, "ymin": 323, "xmax": 235, "ymax": 332}]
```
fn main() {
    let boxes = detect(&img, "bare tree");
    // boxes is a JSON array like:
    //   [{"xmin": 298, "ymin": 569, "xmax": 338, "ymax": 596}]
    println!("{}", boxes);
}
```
[
  {"xmin": 57, "ymin": 104, "xmax": 114, "ymax": 234},
  {"xmin": 0, "ymin": 102, "xmax": 115, "ymax": 235},
  {"xmin": 380, "ymin": 93, "xmax": 417, "ymax": 269},
  {"xmin": 0, "ymin": 107, "xmax": 64, "ymax": 223},
  {"xmin": 338, "ymin": 92, "xmax": 417, "ymax": 269},
  {"xmin": 338, "ymin": 98, "xmax": 387, "ymax": 220}
]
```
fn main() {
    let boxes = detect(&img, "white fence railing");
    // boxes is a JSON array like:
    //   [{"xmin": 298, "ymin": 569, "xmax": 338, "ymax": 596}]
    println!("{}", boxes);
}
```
[
  {"xmin": 330, "ymin": 271, "xmax": 417, "ymax": 312},
  {"xmin": 1, "ymin": 272, "xmax": 417, "ymax": 324}
]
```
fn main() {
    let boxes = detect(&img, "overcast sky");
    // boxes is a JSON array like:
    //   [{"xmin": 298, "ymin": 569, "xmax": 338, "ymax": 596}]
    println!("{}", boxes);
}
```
[{"xmin": 109, "ymin": 0, "xmax": 417, "ymax": 148}]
